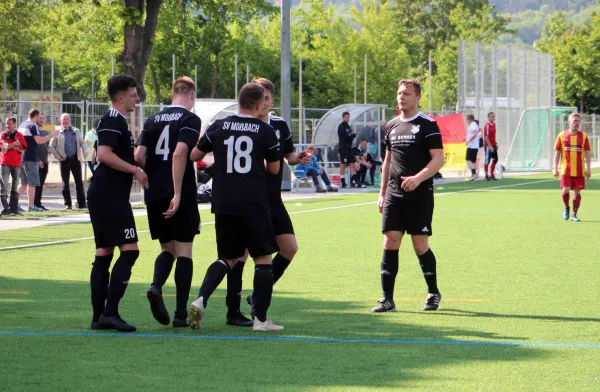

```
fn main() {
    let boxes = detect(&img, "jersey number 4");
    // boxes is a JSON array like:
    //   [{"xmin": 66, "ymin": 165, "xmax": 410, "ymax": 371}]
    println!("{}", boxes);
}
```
[
  {"xmin": 224, "ymin": 135, "xmax": 253, "ymax": 174},
  {"xmin": 156, "ymin": 125, "xmax": 170, "ymax": 161}
]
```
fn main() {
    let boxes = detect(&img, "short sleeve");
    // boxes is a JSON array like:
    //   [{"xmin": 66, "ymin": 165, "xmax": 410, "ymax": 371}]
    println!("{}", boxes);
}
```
[
  {"xmin": 29, "ymin": 124, "xmax": 39, "ymax": 137},
  {"xmin": 97, "ymin": 117, "xmax": 124, "ymax": 149},
  {"xmin": 424, "ymin": 122, "xmax": 443, "ymax": 150},
  {"xmin": 554, "ymin": 134, "xmax": 563, "ymax": 151},
  {"xmin": 197, "ymin": 122, "xmax": 217, "ymax": 153},
  {"xmin": 584, "ymin": 134, "xmax": 591, "ymax": 151},
  {"xmin": 179, "ymin": 115, "xmax": 201, "ymax": 149},
  {"xmin": 136, "ymin": 119, "xmax": 150, "ymax": 147},
  {"xmin": 385, "ymin": 130, "xmax": 391, "ymax": 151},
  {"xmin": 262, "ymin": 125, "xmax": 280, "ymax": 163}
]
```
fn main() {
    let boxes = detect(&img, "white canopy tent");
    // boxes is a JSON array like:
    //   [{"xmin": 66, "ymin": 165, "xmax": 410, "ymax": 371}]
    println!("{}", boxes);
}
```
[
  {"xmin": 193, "ymin": 99, "xmax": 239, "ymax": 135},
  {"xmin": 312, "ymin": 104, "xmax": 388, "ymax": 162}
]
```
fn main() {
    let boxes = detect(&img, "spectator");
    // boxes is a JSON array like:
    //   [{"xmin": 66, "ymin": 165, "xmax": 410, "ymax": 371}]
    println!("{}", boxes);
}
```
[
  {"xmin": 351, "ymin": 139, "xmax": 370, "ymax": 188},
  {"xmin": 296, "ymin": 146, "xmax": 338, "ymax": 193},
  {"xmin": 337, "ymin": 111, "xmax": 356, "ymax": 188},
  {"xmin": 34, "ymin": 113, "xmax": 51, "ymax": 210},
  {"xmin": 50, "ymin": 113, "xmax": 88, "ymax": 209},
  {"xmin": 85, "ymin": 118, "xmax": 99, "ymax": 177},
  {"xmin": 475, "ymin": 119, "xmax": 483, "ymax": 176},
  {"xmin": 465, "ymin": 115, "xmax": 479, "ymax": 181},
  {"xmin": 0, "ymin": 117, "xmax": 26, "ymax": 215},
  {"xmin": 17, "ymin": 109, "xmax": 58, "ymax": 212}
]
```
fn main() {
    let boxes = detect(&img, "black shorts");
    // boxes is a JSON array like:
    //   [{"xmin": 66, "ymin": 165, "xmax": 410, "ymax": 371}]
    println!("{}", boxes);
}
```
[
  {"xmin": 466, "ymin": 148, "xmax": 478, "ymax": 163},
  {"xmin": 147, "ymin": 196, "xmax": 200, "ymax": 243},
  {"xmin": 485, "ymin": 145, "xmax": 499, "ymax": 164},
  {"xmin": 215, "ymin": 207, "xmax": 279, "ymax": 260},
  {"xmin": 382, "ymin": 192, "xmax": 434, "ymax": 236},
  {"xmin": 89, "ymin": 198, "xmax": 138, "ymax": 249},
  {"xmin": 271, "ymin": 208, "xmax": 295, "ymax": 236},
  {"xmin": 339, "ymin": 147, "xmax": 354, "ymax": 164}
]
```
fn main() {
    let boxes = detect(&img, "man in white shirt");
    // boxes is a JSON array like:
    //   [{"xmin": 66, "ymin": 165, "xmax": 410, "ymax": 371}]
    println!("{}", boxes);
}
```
[{"xmin": 465, "ymin": 115, "xmax": 479, "ymax": 181}]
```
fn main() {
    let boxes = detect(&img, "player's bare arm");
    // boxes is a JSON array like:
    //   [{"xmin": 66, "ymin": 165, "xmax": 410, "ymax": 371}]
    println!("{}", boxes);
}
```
[
  {"xmin": 97, "ymin": 145, "xmax": 148, "ymax": 188},
  {"xmin": 401, "ymin": 149, "xmax": 444, "ymax": 192},
  {"xmin": 378, "ymin": 151, "xmax": 391, "ymax": 213},
  {"xmin": 164, "ymin": 142, "xmax": 189, "ymax": 219},
  {"xmin": 266, "ymin": 160, "xmax": 280, "ymax": 175},
  {"xmin": 553, "ymin": 150, "xmax": 561, "ymax": 178},
  {"xmin": 134, "ymin": 145, "xmax": 147, "ymax": 169},
  {"xmin": 585, "ymin": 150, "xmax": 591, "ymax": 179},
  {"xmin": 190, "ymin": 146, "xmax": 206, "ymax": 162}
]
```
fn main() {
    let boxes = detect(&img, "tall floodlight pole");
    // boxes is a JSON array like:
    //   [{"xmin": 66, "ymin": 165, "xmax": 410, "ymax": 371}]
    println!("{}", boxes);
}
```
[
  {"xmin": 246, "ymin": 64, "xmax": 250, "ymax": 83},
  {"xmin": 280, "ymin": 0, "xmax": 292, "ymax": 128},
  {"xmin": 234, "ymin": 54, "xmax": 238, "ymax": 98},
  {"xmin": 172, "ymin": 54, "xmax": 176, "ymax": 83},
  {"xmin": 364, "ymin": 54, "xmax": 367, "ymax": 104},
  {"xmin": 353, "ymin": 66, "xmax": 357, "ymax": 104},
  {"xmin": 111, "ymin": 56, "xmax": 115, "ymax": 76},
  {"xmin": 428, "ymin": 51, "xmax": 433, "ymax": 114},
  {"xmin": 16, "ymin": 64, "xmax": 20, "ymax": 99},
  {"xmin": 194, "ymin": 64, "xmax": 198, "ymax": 98},
  {"xmin": 91, "ymin": 65, "xmax": 95, "ymax": 102},
  {"xmin": 41, "ymin": 65, "xmax": 44, "ymax": 98},
  {"xmin": 299, "ymin": 56, "xmax": 303, "ymax": 145}
]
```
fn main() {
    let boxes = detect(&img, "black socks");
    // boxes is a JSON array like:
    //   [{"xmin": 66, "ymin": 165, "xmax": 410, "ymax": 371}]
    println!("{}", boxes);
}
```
[
  {"xmin": 198, "ymin": 260, "xmax": 230, "ymax": 307},
  {"xmin": 381, "ymin": 250, "xmax": 399, "ymax": 301},
  {"xmin": 253, "ymin": 264, "xmax": 274, "ymax": 323},
  {"xmin": 174, "ymin": 257, "xmax": 193, "ymax": 319},
  {"xmin": 272, "ymin": 254, "xmax": 291, "ymax": 285},
  {"xmin": 226, "ymin": 260, "xmax": 246, "ymax": 316},
  {"xmin": 151, "ymin": 251, "xmax": 175, "ymax": 291},
  {"xmin": 103, "ymin": 250, "xmax": 139, "ymax": 317},
  {"xmin": 418, "ymin": 248, "xmax": 439, "ymax": 294},
  {"xmin": 90, "ymin": 254, "xmax": 113, "ymax": 321}
]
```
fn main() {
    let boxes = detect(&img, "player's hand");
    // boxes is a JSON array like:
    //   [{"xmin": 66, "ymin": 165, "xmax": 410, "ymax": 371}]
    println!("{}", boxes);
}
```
[
  {"xmin": 400, "ymin": 175, "xmax": 422, "ymax": 192},
  {"xmin": 38, "ymin": 161, "xmax": 44, "ymax": 169},
  {"xmin": 586, "ymin": 168, "xmax": 592, "ymax": 180},
  {"xmin": 298, "ymin": 151, "xmax": 312, "ymax": 165},
  {"xmin": 378, "ymin": 195, "xmax": 385, "ymax": 214},
  {"xmin": 134, "ymin": 168, "xmax": 149, "ymax": 189},
  {"xmin": 553, "ymin": 168, "xmax": 559, "ymax": 178},
  {"xmin": 318, "ymin": 169, "xmax": 323, "ymax": 175},
  {"xmin": 163, "ymin": 194, "xmax": 181, "ymax": 219},
  {"xmin": 489, "ymin": 147, "xmax": 495, "ymax": 152}
]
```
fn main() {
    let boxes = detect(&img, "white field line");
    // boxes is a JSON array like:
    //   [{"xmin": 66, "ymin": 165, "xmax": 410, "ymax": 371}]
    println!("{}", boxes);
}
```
[{"xmin": 0, "ymin": 178, "xmax": 558, "ymax": 252}]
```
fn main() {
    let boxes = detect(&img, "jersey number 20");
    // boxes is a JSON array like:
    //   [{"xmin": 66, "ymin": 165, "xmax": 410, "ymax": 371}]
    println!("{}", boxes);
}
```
[{"xmin": 224, "ymin": 135, "xmax": 253, "ymax": 174}]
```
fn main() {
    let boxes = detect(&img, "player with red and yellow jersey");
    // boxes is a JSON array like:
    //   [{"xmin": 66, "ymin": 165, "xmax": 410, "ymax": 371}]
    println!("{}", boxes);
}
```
[{"xmin": 553, "ymin": 113, "xmax": 591, "ymax": 222}]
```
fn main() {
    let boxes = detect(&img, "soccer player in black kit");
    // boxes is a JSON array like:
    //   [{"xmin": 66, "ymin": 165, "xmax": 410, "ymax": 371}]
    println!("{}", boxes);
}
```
[
  {"xmin": 134, "ymin": 76, "xmax": 201, "ymax": 328},
  {"xmin": 371, "ymin": 79, "xmax": 445, "ymax": 313},
  {"xmin": 87, "ymin": 75, "xmax": 148, "ymax": 332},
  {"xmin": 188, "ymin": 83, "xmax": 284, "ymax": 332},
  {"xmin": 337, "ymin": 112, "xmax": 356, "ymax": 188},
  {"xmin": 223, "ymin": 78, "xmax": 312, "ymax": 327}
]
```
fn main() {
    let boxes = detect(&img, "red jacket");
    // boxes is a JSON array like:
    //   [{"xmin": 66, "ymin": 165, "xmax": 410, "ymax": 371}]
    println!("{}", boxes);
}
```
[{"xmin": 0, "ymin": 131, "xmax": 27, "ymax": 167}]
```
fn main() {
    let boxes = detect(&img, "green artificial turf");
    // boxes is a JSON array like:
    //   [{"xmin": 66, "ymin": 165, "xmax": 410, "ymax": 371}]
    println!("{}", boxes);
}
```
[{"xmin": 1, "ymin": 173, "xmax": 599, "ymax": 391}]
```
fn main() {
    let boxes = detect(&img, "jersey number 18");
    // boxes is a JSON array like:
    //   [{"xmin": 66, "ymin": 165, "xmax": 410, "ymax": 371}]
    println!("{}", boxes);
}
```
[{"xmin": 224, "ymin": 135, "xmax": 253, "ymax": 174}]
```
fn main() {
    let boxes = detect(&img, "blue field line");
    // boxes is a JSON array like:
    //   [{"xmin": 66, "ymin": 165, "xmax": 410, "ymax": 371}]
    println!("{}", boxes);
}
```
[{"xmin": 1, "ymin": 330, "xmax": 599, "ymax": 349}]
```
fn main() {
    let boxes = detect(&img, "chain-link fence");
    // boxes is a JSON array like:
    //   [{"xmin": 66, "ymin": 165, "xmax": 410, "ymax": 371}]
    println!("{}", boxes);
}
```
[{"xmin": 457, "ymin": 40, "xmax": 556, "ymax": 167}]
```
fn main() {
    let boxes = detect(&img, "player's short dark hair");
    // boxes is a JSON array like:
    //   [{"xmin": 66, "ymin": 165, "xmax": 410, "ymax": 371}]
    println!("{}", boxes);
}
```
[
  {"xmin": 251, "ymin": 77, "xmax": 275, "ymax": 94},
  {"xmin": 342, "ymin": 111, "xmax": 350, "ymax": 117},
  {"xmin": 5, "ymin": 116, "xmax": 16, "ymax": 124},
  {"xmin": 466, "ymin": 114, "xmax": 475, "ymax": 121},
  {"xmin": 398, "ymin": 79, "xmax": 422, "ymax": 96},
  {"xmin": 92, "ymin": 118, "xmax": 100, "ymax": 129},
  {"xmin": 29, "ymin": 109, "xmax": 40, "ymax": 119},
  {"xmin": 475, "ymin": 120, "xmax": 479, "ymax": 125},
  {"xmin": 238, "ymin": 83, "xmax": 265, "ymax": 110},
  {"xmin": 107, "ymin": 74, "xmax": 137, "ymax": 102},
  {"xmin": 488, "ymin": 111, "xmax": 495, "ymax": 117},
  {"xmin": 172, "ymin": 76, "xmax": 195, "ymax": 95},
  {"xmin": 360, "ymin": 138, "xmax": 368, "ymax": 143}
]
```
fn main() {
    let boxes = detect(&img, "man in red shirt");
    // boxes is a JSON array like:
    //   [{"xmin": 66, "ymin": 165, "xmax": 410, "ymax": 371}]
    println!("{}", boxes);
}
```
[
  {"xmin": 484, "ymin": 112, "xmax": 498, "ymax": 180},
  {"xmin": 1, "ymin": 116, "xmax": 27, "ymax": 215}
]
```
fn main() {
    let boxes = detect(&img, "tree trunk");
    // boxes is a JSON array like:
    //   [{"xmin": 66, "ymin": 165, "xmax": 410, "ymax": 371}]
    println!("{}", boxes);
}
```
[
  {"xmin": 150, "ymin": 64, "xmax": 161, "ymax": 103},
  {"xmin": 119, "ymin": 0, "xmax": 164, "ymax": 102},
  {"xmin": 211, "ymin": 52, "xmax": 220, "ymax": 98},
  {"xmin": 580, "ymin": 93, "xmax": 584, "ymax": 113}
]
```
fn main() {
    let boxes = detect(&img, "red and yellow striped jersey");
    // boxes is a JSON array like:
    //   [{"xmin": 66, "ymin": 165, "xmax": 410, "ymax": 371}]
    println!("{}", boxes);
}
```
[{"xmin": 554, "ymin": 130, "xmax": 591, "ymax": 177}]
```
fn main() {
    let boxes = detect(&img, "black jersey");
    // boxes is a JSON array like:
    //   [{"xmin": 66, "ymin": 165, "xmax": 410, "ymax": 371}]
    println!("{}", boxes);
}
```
[
  {"xmin": 266, "ymin": 115, "xmax": 294, "ymax": 204},
  {"xmin": 197, "ymin": 114, "xmax": 280, "ymax": 214},
  {"xmin": 337, "ymin": 121, "xmax": 354, "ymax": 148},
  {"xmin": 88, "ymin": 108, "xmax": 135, "ymax": 201},
  {"xmin": 137, "ymin": 105, "xmax": 201, "ymax": 203},
  {"xmin": 384, "ymin": 111, "xmax": 443, "ymax": 196}
]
